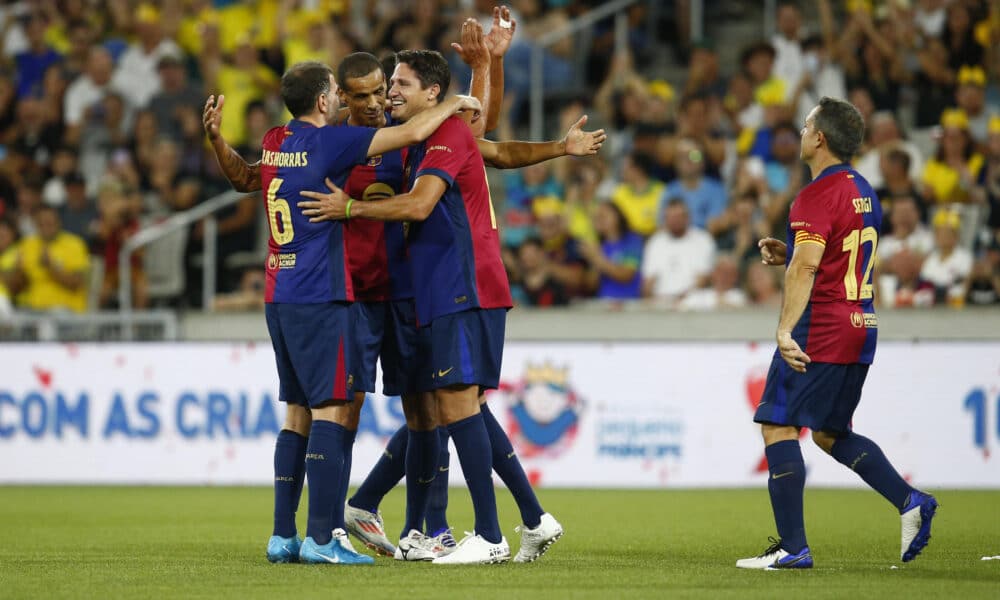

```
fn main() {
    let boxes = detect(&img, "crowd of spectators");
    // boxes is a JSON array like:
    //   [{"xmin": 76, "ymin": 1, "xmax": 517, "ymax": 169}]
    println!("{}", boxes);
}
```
[{"xmin": 0, "ymin": 0, "xmax": 997, "ymax": 320}]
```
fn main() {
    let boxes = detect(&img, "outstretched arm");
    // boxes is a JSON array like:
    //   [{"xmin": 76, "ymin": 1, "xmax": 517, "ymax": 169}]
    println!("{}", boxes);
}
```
[
  {"xmin": 298, "ymin": 175, "xmax": 446, "ymax": 222},
  {"xmin": 476, "ymin": 114, "xmax": 606, "ymax": 169},
  {"xmin": 452, "ymin": 18, "xmax": 491, "ymax": 138},
  {"xmin": 203, "ymin": 95, "xmax": 262, "ymax": 193},
  {"xmin": 367, "ymin": 95, "xmax": 482, "ymax": 157}
]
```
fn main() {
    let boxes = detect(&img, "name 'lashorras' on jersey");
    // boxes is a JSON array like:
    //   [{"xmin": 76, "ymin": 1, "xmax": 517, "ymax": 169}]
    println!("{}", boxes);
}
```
[
  {"xmin": 338, "ymin": 118, "xmax": 412, "ymax": 303},
  {"xmin": 404, "ymin": 116, "xmax": 512, "ymax": 324},
  {"xmin": 785, "ymin": 163, "xmax": 883, "ymax": 364},
  {"xmin": 261, "ymin": 120, "xmax": 376, "ymax": 304}
]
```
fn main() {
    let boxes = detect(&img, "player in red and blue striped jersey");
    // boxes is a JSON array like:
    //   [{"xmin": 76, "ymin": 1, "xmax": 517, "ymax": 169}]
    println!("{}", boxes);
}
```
[
  {"xmin": 204, "ymin": 60, "xmax": 482, "ymax": 566},
  {"xmin": 737, "ymin": 97, "xmax": 937, "ymax": 570}
]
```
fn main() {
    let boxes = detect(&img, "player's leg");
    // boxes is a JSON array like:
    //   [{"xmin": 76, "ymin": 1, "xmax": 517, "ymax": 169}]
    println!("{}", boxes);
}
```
[
  {"xmin": 737, "ymin": 358, "xmax": 812, "ymax": 569},
  {"xmin": 345, "ymin": 421, "xmax": 406, "ymax": 556},
  {"xmin": 394, "ymin": 391, "xmax": 443, "ymax": 561},
  {"xmin": 279, "ymin": 302, "xmax": 373, "ymax": 565},
  {"xmin": 428, "ymin": 309, "xmax": 510, "ymax": 565},
  {"xmin": 812, "ymin": 364, "xmax": 937, "ymax": 562},
  {"xmin": 424, "ymin": 426, "xmax": 454, "ymax": 548},
  {"xmin": 265, "ymin": 304, "xmax": 309, "ymax": 563},
  {"xmin": 479, "ymin": 397, "xmax": 563, "ymax": 562}
]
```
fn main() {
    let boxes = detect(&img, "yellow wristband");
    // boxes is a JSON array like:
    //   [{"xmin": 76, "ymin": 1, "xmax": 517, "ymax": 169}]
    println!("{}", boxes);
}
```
[{"xmin": 345, "ymin": 198, "xmax": 354, "ymax": 219}]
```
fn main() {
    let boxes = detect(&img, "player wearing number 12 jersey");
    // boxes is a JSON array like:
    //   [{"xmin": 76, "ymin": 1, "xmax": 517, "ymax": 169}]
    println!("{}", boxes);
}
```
[
  {"xmin": 203, "ymin": 60, "xmax": 482, "ymax": 566},
  {"xmin": 737, "ymin": 97, "xmax": 937, "ymax": 570}
]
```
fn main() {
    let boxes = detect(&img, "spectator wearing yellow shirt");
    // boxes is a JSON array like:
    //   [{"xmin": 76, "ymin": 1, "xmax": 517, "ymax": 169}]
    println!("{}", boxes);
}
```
[
  {"xmin": 201, "ymin": 33, "xmax": 279, "ymax": 148},
  {"xmin": 921, "ymin": 109, "xmax": 984, "ymax": 204},
  {"xmin": 15, "ymin": 206, "xmax": 90, "ymax": 313},
  {"xmin": 0, "ymin": 217, "xmax": 21, "ymax": 319},
  {"xmin": 611, "ymin": 152, "xmax": 664, "ymax": 237}
]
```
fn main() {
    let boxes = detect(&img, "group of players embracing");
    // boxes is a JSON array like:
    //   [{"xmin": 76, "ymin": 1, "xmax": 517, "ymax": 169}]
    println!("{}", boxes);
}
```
[{"xmin": 203, "ymin": 6, "xmax": 606, "ymax": 566}]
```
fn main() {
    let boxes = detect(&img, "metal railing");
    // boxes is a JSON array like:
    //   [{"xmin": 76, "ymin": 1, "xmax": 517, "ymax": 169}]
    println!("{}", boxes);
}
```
[
  {"xmin": 1, "ymin": 310, "xmax": 179, "ymax": 341},
  {"xmin": 118, "ymin": 190, "xmax": 244, "ymax": 331}
]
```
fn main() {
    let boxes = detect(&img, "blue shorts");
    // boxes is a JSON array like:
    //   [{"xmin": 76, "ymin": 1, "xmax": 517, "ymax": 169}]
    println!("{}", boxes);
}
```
[
  {"xmin": 417, "ymin": 308, "xmax": 506, "ymax": 393},
  {"xmin": 353, "ymin": 301, "xmax": 386, "ymax": 393},
  {"xmin": 381, "ymin": 299, "xmax": 420, "ymax": 396},
  {"xmin": 265, "ymin": 302, "xmax": 356, "ymax": 406},
  {"xmin": 754, "ymin": 355, "xmax": 869, "ymax": 433}
]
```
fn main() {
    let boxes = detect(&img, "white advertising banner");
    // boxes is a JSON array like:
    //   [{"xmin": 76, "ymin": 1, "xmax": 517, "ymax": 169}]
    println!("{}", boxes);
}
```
[{"xmin": 0, "ymin": 342, "xmax": 997, "ymax": 488}]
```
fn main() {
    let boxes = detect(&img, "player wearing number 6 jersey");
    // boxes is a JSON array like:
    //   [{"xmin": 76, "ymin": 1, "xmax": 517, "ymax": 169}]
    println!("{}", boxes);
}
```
[
  {"xmin": 736, "ymin": 97, "xmax": 937, "ymax": 570},
  {"xmin": 204, "ymin": 60, "xmax": 481, "ymax": 566}
]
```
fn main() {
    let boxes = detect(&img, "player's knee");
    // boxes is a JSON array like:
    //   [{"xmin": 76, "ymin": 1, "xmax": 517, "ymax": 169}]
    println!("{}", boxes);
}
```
[
  {"xmin": 402, "ymin": 392, "xmax": 437, "ymax": 431},
  {"xmin": 283, "ymin": 404, "xmax": 311, "ymax": 436},
  {"xmin": 811, "ymin": 430, "xmax": 838, "ymax": 454},
  {"xmin": 436, "ymin": 387, "xmax": 480, "ymax": 425}
]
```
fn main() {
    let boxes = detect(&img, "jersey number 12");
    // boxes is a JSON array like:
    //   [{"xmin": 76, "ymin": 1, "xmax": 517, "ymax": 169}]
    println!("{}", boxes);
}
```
[
  {"xmin": 267, "ymin": 178, "xmax": 294, "ymax": 245},
  {"xmin": 842, "ymin": 226, "xmax": 877, "ymax": 301}
]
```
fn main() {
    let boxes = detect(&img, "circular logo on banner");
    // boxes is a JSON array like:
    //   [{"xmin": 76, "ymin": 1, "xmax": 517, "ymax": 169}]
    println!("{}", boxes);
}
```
[{"xmin": 495, "ymin": 363, "xmax": 582, "ymax": 460}]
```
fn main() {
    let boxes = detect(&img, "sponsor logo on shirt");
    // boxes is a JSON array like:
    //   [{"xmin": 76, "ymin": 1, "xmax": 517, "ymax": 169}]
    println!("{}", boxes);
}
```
[
  {"xmin": 850, "ymin": 312, "xmax": 878, "ymax": 328},
  {"xmin": 362, "ymin": 182, "xmax": 394, "ymax": 202},
  {"xmin": 428, "ymin": 145, "xmax": 452, "ymax": 153},
  {"xmin": 790, "ymin": 221, "xmax": 811, "ymax": 228},
  {"xmin": 454, "ymin": 295, "xmax": 468, "ymax": 304},
  {"xmin": 270, "ymin": 253, "xmax": 296, "ymax": 269}
]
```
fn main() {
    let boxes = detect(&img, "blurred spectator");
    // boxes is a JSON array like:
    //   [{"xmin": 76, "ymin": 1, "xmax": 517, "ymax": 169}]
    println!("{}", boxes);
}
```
[
  {"xmin": 0, "ymin": 215, "xmax": 19, "ymax": 318},
  {"xmin": 920, "ymin": 209, "xmax": 973, "ymax": 304},
  {"xmin": 640, "ymin": 198, "xmax": 715, "ymax": 303},
  {"xmin": 0, "ymin": 75, "xmax": 16, "ymax": 142},
  {"xmin": 10, "ymin": 96, "xmax": 63, "ymax": 169},
  {"xmin": 678, "ymin": 254, "xmax": 748, "ymax": 311},
  {"xmin": 973, "ymin": 116, "xmax": 1000, "ymax": 254},
  {"xmin": 562, "ymin": 156, "xmax": 604, "ymax": 244},
  {"xmin": 213, "ymin": 268, "xmax": 265, "ymax": 311},
  {"xmin": 14, "ymin": 11, "xmax": 61, "ymax": 99},
  {"xmin": 942, "ymin": 2, "xmax": 983, "ymax": 70},
  {"xmin": 880, "ymin": 195, "xmax": 934, "ymax": 264},
  {"xmin": 964, "ymin": 257, "xmax": 1000, "ymax": 306},
  {"xmin": 61, "ymin": 19, "xmax": 95, "ymax": 80},
  {"xmin": 201, "ymin": 34, "xmax": 278, "ymax": 148},
  {"xmin": 661, "ymin": 138, "xmax": 727, "ymax": 234},
  {"xmin": 612, "ymin": 151, "xmax": 663, "ymax": 237},
  {"xmin": 58, "ymin": 172, "xmax": 98, "ymax": 247},
  {"xmin": 745, "ymin": 260, "xmax": 782, "ymax": 307},
  {"xmin": 517, "ymin": 236, "xmax": 569, "ymax": 307},
  {"xmin": 94, "ymin": 178, "xmax": 146, "ymax": 309},
  {"xmin": 41, "ymin": 145, "xmax": 78, "ymax": 207},
  {"xmin": 875, "ymin": 148, "xmax": 923, "ymax": 231},
  {"xmin": 535, "ymin": 198, "xmax": 587, "ymax": 298},
  {"xmin": 683, "ymin": 40, "xmax": 726, "ymax": 99},
  {"xmin": 502, "ymin": 161, "xmax": 563, "ymax": 248},
  {"xmin": 146, "ymin": 137, "xmax": 201, "ymax": 213},
  {"xmin": 148, "ymin": 54, "xmax": 203, "ymax": 143},
  {"xmin": 63, "ymin": 46, "xmax": 126, "ymax": 146},
  {"xmin": 840, "ymin": 9, "xmax": 906, "ymax": 113},
  {"xmin": 914, "ymin": 0, "xmax": 948, "ymax": 38},
  {"xmin": 580, "ymin": 202, "xmax": 643, "ymax": 300},
  {"xmin": 714, "ymin": 191, "xmax": 769, "ymax": 263},
  {"xmin": 793, "ymin": 1, "xmax": 848, "ymax": 125},
  {"xmin": 79, "ymin": 92, "xmax": 131, "ymax": 193},
  {"xmin": 856, "ymin": 111, "xmax": 925, "ymax": 191},
  {"xmin": 12, "ymin": 177, "xmax": 43, "ymax": 235},
  {"xmin": 913, "ymin": 26, "xmax": 956, "ymax": 128},
  {"xmin": 13, "ymin": 204, "xmax": 89, "ymax": 312},
  {"xmin": 921, "ymin": 109, "xmax": 984, "ymax": 204},
  {"xmin": 113, "ymin": 5, "xmax": 183, "ymax": 109},
  {"xmin": 771, "ymin": 1, "xmax": 805, "ymax": 97},
  {"xmin": 954, "ymin": 65, "xmax": 990, "ymax": 144}
]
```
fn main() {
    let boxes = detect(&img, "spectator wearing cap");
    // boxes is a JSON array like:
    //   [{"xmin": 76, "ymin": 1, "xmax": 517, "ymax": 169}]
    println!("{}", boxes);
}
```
[
  {"xmin": 612, "ymin": 151, "xmax": 664, "ymax": 237},
  {"xmin": 14, "ymin": 12, "xmax": 62, "ymax": 100},
  {"xmin": 13, "ymin": 204, "xmax": 90, "ymax": 313},
  {"xmin": 736, "ymin": 79, "xmax": 790, "ymax": 162},
  {"xmin": 661, "ymin": 138, "xmax": 727, "ymax": 234},
  {"xmin": 954, "ymin": 65, "xmax": 990, "ymax": 144},
  {"xmin": 58, "ymin": 172, "xmax": 99, "ymax": 247},
  {"xmin": 921, "ymin": 109, "xmax": 984, "ymax": 204},
  {"xmin": 920, "ymin": 209, "xmax": 973, "ymax": 304},
  {"xmin": 147, "ymin": 53, "xmax": 203, "ymax": 143},
  {"xmin": 112, "ymin": 4, "xmax": 183, "ymax": 109}
]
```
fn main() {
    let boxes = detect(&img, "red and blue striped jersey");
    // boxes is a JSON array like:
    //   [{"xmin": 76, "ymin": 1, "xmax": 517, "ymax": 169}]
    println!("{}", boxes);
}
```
[
  {"xmin": 785, "ymin": 163, "xmax": 882, "ymax": 364},
  {"xmin": 404, "ymin": 116, "xmax": 512, "ymax": 324},
  {"xmin": 261, "ymin": 120, "xmax": 376, "ymax": 304},
  {"xmin": 340, "ymin": 120, "xmax": 411, "ymax": 302}
]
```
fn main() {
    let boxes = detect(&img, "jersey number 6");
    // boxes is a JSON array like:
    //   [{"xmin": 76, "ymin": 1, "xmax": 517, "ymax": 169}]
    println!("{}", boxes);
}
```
[
  {"xmin": 267, "ymin": 178, "xmax": 294, "ymax": 245},
  {"xmin": 842, "ymin": 226, "xmax": 877, "ymax": 301}
]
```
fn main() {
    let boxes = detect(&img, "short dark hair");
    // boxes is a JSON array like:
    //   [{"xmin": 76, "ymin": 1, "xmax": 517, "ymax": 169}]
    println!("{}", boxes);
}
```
[
  {"xmin": 380, "ymin": 53, "xmax": 397, "ymax": 80},
  {"xmin": 627, "ymin": 151, "xmax": 657, "ymax": 177},
  {"xmin": 280, "ymin": 61, "xmax": 334, "ymax": 118},
  {"xmin": 394, "ymin": 50, "xmax": 450, "ymax": 102},
  {"xmin": 337, "ymin": 52, "xmax": 383, "ymax": 91},
  {"xmin": 885, "ymin": 147, "xmax": 911, "ymax": 172},
  {"xmin": 814, "ymin": 96, "xmax": 865, "ymax": 162},
  {"xmin": 665, "ymin": 197, "xmax": 688, "ymax": 211}
]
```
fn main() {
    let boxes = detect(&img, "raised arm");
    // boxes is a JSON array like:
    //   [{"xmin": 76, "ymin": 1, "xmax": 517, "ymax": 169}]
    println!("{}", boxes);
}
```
[
  {"xmin": 203, "ymin": 95, "xmax": 262, "ymax": 193},
  {"xmin": 476, "ymin": 114, "xmax": 606, "ymax": 169},
  {"xmin": 452, "ymin": 18, "xmax": 491, "ymax": 138},
  {"xmin": 366, "ymin": 94, "xmax": 482, "ymax": 157},
  {"xmin": 298, "ymin": 174, "xmax": 446, "ymax": 223},
  {"xmin": 484, "ymin": 6, "xmax": 515, "ymax": 132}
]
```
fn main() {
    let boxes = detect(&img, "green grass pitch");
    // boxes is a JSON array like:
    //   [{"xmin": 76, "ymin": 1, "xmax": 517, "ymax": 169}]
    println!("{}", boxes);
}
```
[{"xmin": 1, "ymin": 486, "xmax": 998, "ymax": 599}]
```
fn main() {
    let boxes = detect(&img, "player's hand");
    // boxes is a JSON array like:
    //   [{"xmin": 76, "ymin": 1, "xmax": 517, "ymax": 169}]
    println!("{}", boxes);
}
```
[
  {"xmin": 777, "ymin": 331, "xmax": 811, "ymax": 373},
  {"xmin": 203, "ymin": 95, "xmax": 224, "ymax": 142},
  {"xmin": 758, "ymin": 237, "xmax": 787, "ymax": 266},
  {"xmin": 453, "ymin": 94, "xmax": 483, "ymax": 121},
  {"xmin": 451, "ymin": 18, "xmax": 490, "ymax": 69},
  {"xmin": 298, "ymin": 178, "xmax": 351, "ymax": 222},
  {"xmin": 484, "ymin": 5, "xmax": 516, "ymax": 58},
  {"xmin": 562, "ymin": 115, "xmax": 606, "ymax": 156}
]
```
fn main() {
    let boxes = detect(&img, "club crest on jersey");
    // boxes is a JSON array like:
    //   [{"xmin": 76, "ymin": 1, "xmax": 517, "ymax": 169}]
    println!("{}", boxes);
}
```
[
  {"xmin": 267, "ymin": 253, "xmax": 279, "ymax": 270},
  {"xmin": 850, "ymin": 312, "xmax": 864, "ymax": 328},
  {"xmin": 368, "ymin": 155, "xmax": 382, "ymax": 167}
]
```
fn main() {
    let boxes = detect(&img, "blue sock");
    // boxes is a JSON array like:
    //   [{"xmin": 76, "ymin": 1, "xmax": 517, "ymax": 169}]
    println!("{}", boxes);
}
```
[
  {"xmin": 765, "ymin": 440, "xmax": 808, "ymax": 554},
  {"xmin": 305, "ymin": 420, "xmax": 346, "ymax": 545},
  {"xmin": 349, "ymin": 424, "xmax": 407, "ymax": 513},
  {"xmin": 482, "ymin": 403, "xmax": 543, "ymax": 528},
  {"xmin": 831, "ymin": 432, "xmax": 914, "ymax": 512},
  {"xmin": 424, "ymin": 427, "xmax": 451, "ymax": 535},
  {"xmin": 272, "ymin": 429, "xmax": 307, "ymax": 538},
  {"xmin": 448, "ymin": 413, "xmax": 502, "ymax": 544},
  {"xmin": 333, "ymin": 428, "xmax": 357, "ymax": 531},
  {"xmin": 401, "ymin": 429, "xmax": 440, "ymax": 539}
]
